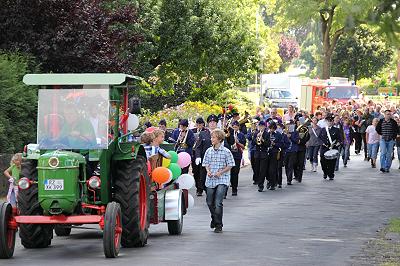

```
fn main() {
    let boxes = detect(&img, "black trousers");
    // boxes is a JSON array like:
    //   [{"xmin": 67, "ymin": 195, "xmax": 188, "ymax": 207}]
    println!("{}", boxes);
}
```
[
  {"xmin": 192, "ymin": 161, "xmax": 204, "ymax": 193},
  {"xmin": 277, "ymin": 155, "xmax": 284, "ymax": 186},
  {"xmin": 320, "ymin": 153, "xmax": 337, "ymax": 179},
  {"xmin": 250, "ymin": 153, "xmax": 256, "ymax": 182},
  {"xmin": 267, "ymin": 152, "xmax": 279, "ymax": 188},
  {"xmin": 353, "ymin": 132, "xmax": 362, "ymax": 153},
  {"xmin": 284, "ymin": 152, "xmax": 297, "ymax": 183},
  {"xmin": 254, "ymin": 157, "xmax": 268, "ymax": 188},
  {"xmin": 294, "ymin": 150, "xmax": 306, "ymax": 182},
  {"xmin": 230, "ymin": 159, "xmax": 241, "ymax": 192},
  {"xmin": 361, "ymin": 132, "xmax": 368, "ymax": 158}
]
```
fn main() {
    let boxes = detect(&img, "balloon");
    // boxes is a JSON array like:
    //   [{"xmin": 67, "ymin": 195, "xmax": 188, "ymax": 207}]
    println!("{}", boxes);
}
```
[
  {"xmin": 167, "ymin": 169, "xmax": 173, "ymax": 179},
  {"xmin": 152, "ymin": 167, "xmax": 170, "ymax": 185},
  {"xmin": 177, "ymin": 152, "xmax": 191, "ymax": 168},
  {"xmin": 164, "ymin": 174, "xmax": 172, "ymax": 184},
  {"xmin": 176, "ymin": 174, "xmax": 195, "ymax": 190},
  {"xmin": 127, "ymin": 114, "xmax": 139, "ymax": 131},
  {"xmin": 168, "ymin": 163, "xmax": 182, "ymax": 180},
  {"xmin": 187, "ymin": 194, "xmax": 194, "ymax": 209},
  {"xmin": 168, "ymin": 151, "xmax": 179, "ymax": 163},
  {"xmin": 162, "ymin": 157, "xmax": 171, "ymax": 168}
]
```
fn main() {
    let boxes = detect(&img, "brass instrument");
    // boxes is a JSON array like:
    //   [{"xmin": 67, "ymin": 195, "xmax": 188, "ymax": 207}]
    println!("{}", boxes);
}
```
[
  {"xmin": 231, "ymin": 130, "xmax": 238, "ymax": 151},
  {"xmin": 297, "ymin": 118, "xmax": 310, "ymax": 139},
  {"xmin": 238, "ymin": 111, "xmax": 251, "ymax": 125},
  {"xmin": 256, "ymin": 129, "xmax": 264, "ymax": 145},
  {"xmin": 224, "ymin": 117, "xmax": 233, "ymax": 137},
  {"xmin": 175, "ymin": 129, "xmax": 188, "ymax": 151}
]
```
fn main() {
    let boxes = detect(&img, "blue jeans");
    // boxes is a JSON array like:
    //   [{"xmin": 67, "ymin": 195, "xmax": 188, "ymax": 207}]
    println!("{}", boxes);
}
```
[
  {"xmin": 341, "ymin": 144, "xmax": 351, "ymax": 166},
  {"xmin": 367, "ymin": 143, "xmax": 379, "ymax": 159},
  {"xmin": 308, "ymin": 146, "xmax": 320, "ymax": 165},
  {"xmin": 397, "ymin": 145, "xmax": 400, "ymax": 160},
  {"xmin": 206, "ymin": 184, "xmax": 228, "ymax": 228},
  {"xmin": 380, "ymin": 139, "xmax": 395, "ymax": 170}
]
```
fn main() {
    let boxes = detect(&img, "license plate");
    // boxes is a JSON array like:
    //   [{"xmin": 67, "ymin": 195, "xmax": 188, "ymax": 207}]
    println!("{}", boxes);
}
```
[{"xmin": 44, "ymin": 179, "xmax": 64, "ymax": 190}]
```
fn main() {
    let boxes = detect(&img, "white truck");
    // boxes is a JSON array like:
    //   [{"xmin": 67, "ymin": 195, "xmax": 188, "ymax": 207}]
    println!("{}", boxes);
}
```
[{"xmin": 260, "ymin": 73, "xmax": 302, "ymax": 109}]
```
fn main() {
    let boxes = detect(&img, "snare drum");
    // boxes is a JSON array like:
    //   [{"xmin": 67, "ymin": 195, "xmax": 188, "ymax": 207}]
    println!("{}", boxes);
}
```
[{"xmin": 324, "ymin": 149, "xmax": 339, "ymax": 160}]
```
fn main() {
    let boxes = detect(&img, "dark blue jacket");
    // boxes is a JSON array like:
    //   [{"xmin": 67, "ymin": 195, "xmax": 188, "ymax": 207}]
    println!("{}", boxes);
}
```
[
  {"xmin": 285, "ymin": 131, "xmax": 299, "ymax": 153},
  {"xmin": 172, "ymin": 128, "xmax": 196, "ymax": 156}
]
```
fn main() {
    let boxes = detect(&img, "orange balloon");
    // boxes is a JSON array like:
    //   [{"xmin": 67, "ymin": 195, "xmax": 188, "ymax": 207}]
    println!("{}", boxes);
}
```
[{"xmin": 152, "ymin": 167, "xmax": 170, "ymax": 185}]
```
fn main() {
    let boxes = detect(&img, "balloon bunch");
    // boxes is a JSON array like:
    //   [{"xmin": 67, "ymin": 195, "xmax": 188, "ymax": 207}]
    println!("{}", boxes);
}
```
[{"xmin": 151, "ymin": 151, "xmax": 196, "ymax": 209}]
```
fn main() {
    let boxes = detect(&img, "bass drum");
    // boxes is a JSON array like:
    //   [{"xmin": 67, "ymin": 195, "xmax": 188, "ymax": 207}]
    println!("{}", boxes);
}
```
[{"xmin": 324, "ymin": 149, "xmax": 339, "ymax": 160}]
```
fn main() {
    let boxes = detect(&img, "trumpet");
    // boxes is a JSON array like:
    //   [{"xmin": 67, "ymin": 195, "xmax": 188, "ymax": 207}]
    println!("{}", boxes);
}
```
[
  {"xmin": 256, "ymin": 129, "xmax": 264, "ymax": 145},
  {"xmin": 175, "ymin": 129, "xmax": 188, "ymax": 151}
]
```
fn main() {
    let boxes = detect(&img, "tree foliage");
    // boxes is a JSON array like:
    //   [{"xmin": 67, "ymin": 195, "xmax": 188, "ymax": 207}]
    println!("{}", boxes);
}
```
[
  {"xmin": 332, "ymin": 26, "xmax": 393, "ymax": 83},
  {"xmin": 0, "ymin": 53, "xmax": 39, "ymax": 153}
]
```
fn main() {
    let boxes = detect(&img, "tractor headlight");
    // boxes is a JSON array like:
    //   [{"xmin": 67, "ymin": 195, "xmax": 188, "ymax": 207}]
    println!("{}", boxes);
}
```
[
  {"xmin": 48, "ymin": 157, "xmax": 59, "ymax": 168},
  {"xmin": 88, "ymin": 176, "xmax": 101, "ymax": 189},
  {"xmin": 18, "ymin": 178, "xmax": 31, "ymax": 190}
]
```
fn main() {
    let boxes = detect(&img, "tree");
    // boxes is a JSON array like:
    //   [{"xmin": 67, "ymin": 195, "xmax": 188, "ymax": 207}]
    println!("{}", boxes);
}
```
[
  {"xmin": 275, "ymin": 0, "xmax": 377, "ymax": 79},
  {"xmin": 0, "ymin": 0, "xmax": 144, "ymax": 74},
  {"xmin": 0, "ymin": 53, "xmax": 39, "ymax": 153},
  {"xmin": 278, "ymin": 35, "xmax": 300, "ymax": 71},
  {"xmin": 331, "ymin": 26, "xmax": 393, "ymax": 83}
]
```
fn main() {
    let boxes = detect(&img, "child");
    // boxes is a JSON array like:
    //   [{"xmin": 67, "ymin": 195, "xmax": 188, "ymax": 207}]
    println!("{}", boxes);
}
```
[
  {"xmin": 141, "ymin": 130, "xmax": 170, "ymax": 159},
  {"xmin": 202, "ymin": 129, "xmax": 235, "ymax": 233},
  {"xmin": 4, "ymin": 153, "xmax": 22, "ymax": 206}
]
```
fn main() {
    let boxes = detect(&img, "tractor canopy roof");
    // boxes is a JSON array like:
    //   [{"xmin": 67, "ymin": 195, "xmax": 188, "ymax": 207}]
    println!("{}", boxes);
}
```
[{"xmin": 23, "ymin": 73, "xmax": 141, "ymax": 86}]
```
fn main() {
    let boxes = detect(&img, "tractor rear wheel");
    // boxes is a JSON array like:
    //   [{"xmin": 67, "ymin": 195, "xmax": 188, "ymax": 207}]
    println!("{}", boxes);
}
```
[
  {"xmin": 113, "ymin": 156, "xmax": 151, "ymax": 248},
  {"xmin": 103, "ymin": 202, "xmax": 122, "ymax": 258},
  {"xmin": 0, "ymin": 202, "xmax": 16, "ymax": 259},
  {"xmin": 54, "ymin": 225, "xmax": 71, "ymax": 236},
  {"xmin": 18, "ymin": 159, "xmax": 53, "ymax": 249}
]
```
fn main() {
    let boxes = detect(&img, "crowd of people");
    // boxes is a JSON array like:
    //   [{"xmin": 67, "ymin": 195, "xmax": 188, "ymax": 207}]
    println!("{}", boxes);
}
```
[{"xmin": 143, "ymin": 98, "xmax": 400, "ymax": 233}]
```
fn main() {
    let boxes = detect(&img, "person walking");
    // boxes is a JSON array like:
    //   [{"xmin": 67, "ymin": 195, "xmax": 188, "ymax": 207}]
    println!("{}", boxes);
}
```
[
  {"xmin": 202, "ymin": 129, "xmax": 235, "ymax": 233},
  {"xmin": 252, "ymin": 121, "xmax": 270, "ymax": 192},
  {"xmin": 376, "ymin": 110, "xmax": 399, "ymax": 173},
  {"xmin": 283, "ymin": 121, "xmax": 299, "ymax": 185},
  {"xmin": 308, "ymin": 117, "xmax": 322, "ymax": 172},
  {"xmin": 365, "ymin": 118, "xmax": 380, "ymax": 168}
]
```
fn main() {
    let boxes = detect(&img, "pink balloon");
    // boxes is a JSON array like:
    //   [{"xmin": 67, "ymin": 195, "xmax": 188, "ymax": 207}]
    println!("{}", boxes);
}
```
[{"xmin": 177, "ymin": 152, "xmax": 191, "ymax": 168}]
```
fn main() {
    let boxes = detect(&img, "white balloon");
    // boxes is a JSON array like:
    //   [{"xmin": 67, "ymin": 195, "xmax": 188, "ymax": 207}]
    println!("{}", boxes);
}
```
[
  {"xmin": 187, "ymin": 194, "xmax": 194, "ymax": 209},
  {"xmin": 127, "ymin": 114, "xmax": 139, "ymax": 131},
  {"xmin": 176, "ymin": 174, "xmax": 195, "ymax": 190}
]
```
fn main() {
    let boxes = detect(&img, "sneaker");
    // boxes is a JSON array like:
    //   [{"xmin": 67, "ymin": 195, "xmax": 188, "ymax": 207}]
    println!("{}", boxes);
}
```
[
  {"xmin": 385, "ymin": 169, "xmax": 390, "ymax": 173},
  {"xmin": 278, "ymin": 185, "xmax": 282, "ymax": 188},
  {"xmin": 214, "ymin": 226, "xmax": 223, "ymax": 233},
  {"xmin": 380, "ymin": 168, "xmax": 386, "ymax": 173},
  {"xmin": 258, "ymin": 186, "xmax": 264, "ymax": 192},
  {"xmin": 196, "ymin": 191, "xmax": 203, "ymax": 197},
  {"xmin": 269, "ymin": 186, "xmax": 276, "ymax": 190},
  {"xmin": 210, "ymin": 221, "xmax": 215, "ymax": 229},
  {"xmin": 323, "ymin": 174, "xmax": 327, "ymax": 179}
]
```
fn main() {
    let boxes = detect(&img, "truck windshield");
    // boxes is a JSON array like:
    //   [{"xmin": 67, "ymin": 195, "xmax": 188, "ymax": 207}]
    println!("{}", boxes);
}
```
[
  {"xmin": 278, "ymin": 90, "xmax": 293, "ymax": 99},
  {"xmin": 37, "ymin": 88, "xmax": 109, "ymax": 150},
  {"xmin": 326, "ymin": 86, "xmax": 358, "ymax": 99}
]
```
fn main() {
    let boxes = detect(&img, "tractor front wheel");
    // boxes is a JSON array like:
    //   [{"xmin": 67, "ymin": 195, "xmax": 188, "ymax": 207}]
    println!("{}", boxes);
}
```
[
  {"xmin": 114, "ymin": 156, "xmax": 151, "ymax": 248},
  {"xmin": 103, "ymin": 202, "xmax": 122, "ymax": 258},
  {"xmin": 54, "ymin": 225, "xmax": 71, "ymax": 237},
  {"xmin": 0, "ymin": 202, "xmax": 16, "ymax": 259}
]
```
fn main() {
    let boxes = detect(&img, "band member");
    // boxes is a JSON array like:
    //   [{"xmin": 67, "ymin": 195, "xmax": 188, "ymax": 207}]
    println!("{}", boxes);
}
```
[
  {"xmin": 191, "ymin": 117, "xmax": 207, "ymax": 195},
  {"xmin": 294, "ymin": 117, "xmax": 310, "ymax": 182},
  {"xmin": 266, "ymin": 121, "xmax": 284, "ymax": 190},
  {"xmin": 283, "ymin": 120, "xmax": 299, "ymax": 185},
  {"xmin": 158, "ymin": 119, "xmax": 174, "ymax": 143},
  {"xmin": 226, "ymin": 120, "xmax": 246, "ymax": 196},
  {"xmin": 194, "ymin": 114, "xmax": 218, "ymax": 196},
  {"xmin": 318, "ymin": 114, "xmax": 342, "ymax": 180},
  {"xmin": 172, "ymin": 119, "xmax": 195, "ymax": 174},
  {"xmin": 232, "ymin": 111, "xmax": 248, "ymax": 135},
  {"xmin": 252, "ymin": 121, "xmax": 270, "ymax": 192},
  {"xmin": 247, "ymin": 119, "xmax": 258, "ymax": 184},
  {"xmin": 277, "ymin": 122, "xmax": 290, "ymax": 188}
]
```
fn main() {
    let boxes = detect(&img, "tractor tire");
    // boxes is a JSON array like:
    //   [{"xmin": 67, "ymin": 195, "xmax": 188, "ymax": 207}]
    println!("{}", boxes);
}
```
[
  {"xmin": 18, "ymin": 183, "xmax": 53, "ymax": 248},
  {"xmin": 54, "ymin": 225, "xmax": 71, "ymax": 237},
  {"xmin": 113, "ymin": 156, "xmax": 151, "ymax": 248},
  {"xmin": 0, "ymin": 202, "xmax": 16, "ymax": 259},
  {"xmin": 103, "ymin": 202, "xmax": 122, "ymax": 258},
  {"xmin": 167, "ymin": 194, "xmax": 185, "ymax": 235}
]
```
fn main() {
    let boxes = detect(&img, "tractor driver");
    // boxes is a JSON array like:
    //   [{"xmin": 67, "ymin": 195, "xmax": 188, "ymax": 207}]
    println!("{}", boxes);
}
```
[{"xmin": 58, "ymin": 107, "xmax": 96, "ymax": 148}]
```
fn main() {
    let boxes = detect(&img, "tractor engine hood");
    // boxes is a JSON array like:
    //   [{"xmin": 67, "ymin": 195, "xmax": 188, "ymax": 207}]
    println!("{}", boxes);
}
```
[{"xmin": 37, "ymin": 151, "xmax": 86, "ymax": 215}]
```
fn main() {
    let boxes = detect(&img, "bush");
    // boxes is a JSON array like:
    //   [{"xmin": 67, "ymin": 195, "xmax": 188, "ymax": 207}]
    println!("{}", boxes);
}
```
[
  {"xmin": 141, "ymin": 101, "xmax": 222, "ymax": 128},
  {"xmin": 0, "ymin": 52, "xmax": 39, "ymax": 153}
]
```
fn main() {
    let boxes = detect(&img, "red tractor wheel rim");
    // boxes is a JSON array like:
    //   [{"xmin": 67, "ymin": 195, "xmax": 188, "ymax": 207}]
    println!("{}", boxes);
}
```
[
  {"xmin": 139, "ymin": 174, "xmax": 147, "ymax": 230},
  {"xmin": 6, "ymin": 214, "xmax": 14, "ymax": 249},
  {"xmin": 114, "ymin": 212, "xmax": 122, "ymax": 248}
]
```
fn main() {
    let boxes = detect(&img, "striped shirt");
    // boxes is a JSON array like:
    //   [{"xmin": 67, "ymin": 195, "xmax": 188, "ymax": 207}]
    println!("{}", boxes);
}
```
[
  {"xmin": 202, "ymin": 144, "xmax": 235, "ymax": 188},
  {"xmin": 143, "ymin": 145, "xmax": 171, "ymax": 159},
  {"xmin": 381, "ymin": 120, "xmax": 395, "ymax": 141}
]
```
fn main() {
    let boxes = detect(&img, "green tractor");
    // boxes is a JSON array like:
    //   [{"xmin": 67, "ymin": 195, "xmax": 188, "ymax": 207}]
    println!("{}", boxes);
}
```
[{"xmin": 0, "ymin": 73, "xmax": 188, "ymax": 259}]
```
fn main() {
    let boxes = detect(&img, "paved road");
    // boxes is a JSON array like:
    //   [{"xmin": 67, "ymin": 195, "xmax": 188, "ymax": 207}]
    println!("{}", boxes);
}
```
[{"xmin": 7, "ymin": 154, "xmax": 400, "ymax": 266}]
